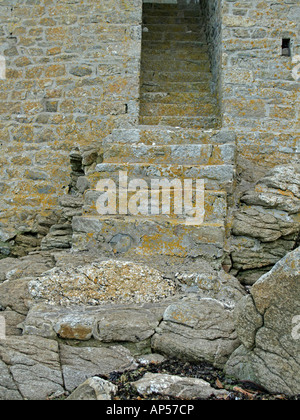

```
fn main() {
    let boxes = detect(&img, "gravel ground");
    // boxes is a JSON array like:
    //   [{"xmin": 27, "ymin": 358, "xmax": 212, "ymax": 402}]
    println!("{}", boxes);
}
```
[{"xmin": 100, "ymin": 359, "xmax": 300, "ymax": 401}]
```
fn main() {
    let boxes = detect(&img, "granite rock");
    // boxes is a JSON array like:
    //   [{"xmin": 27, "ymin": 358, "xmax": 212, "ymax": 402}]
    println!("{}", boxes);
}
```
[
  {"xmin": 0, "ymin": 336, "xmax": 64, "ymax": 400},
  {"xmin": 152, "ymin": 297, "xmax": 239, "ymax": 368},
  {"xmin": 231, "ymin": 165, "xmax": 300, "ymax": 284},
  {"xmin": 226, "ymin": 247, "xmax": 300, "ymax": 396},
  {"xmin": 132, "ymin": 373, "xmax": 228, "ymax": 399},
  {"xmin": 66, "ymin": 377, "xmax": 117, "ymax": 401},
  {"xmin": 60, "ymin": 344, "xmax": 137, "ymax": 392}
]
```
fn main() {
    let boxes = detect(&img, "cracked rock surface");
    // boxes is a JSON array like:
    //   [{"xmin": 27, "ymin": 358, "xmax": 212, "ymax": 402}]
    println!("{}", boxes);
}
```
[
  {"xmin": 0, "ymin": 336, "xmax": 64, "ymax": 400},
  {"xmin": 226, "ymin": 247, "xmax": 300, "ymax": 396},
  {"xmin": 0, "ymin": 334, "xmax": 138, "ymax": 400},
  {"xmin": 230, "ymin": 164, "xmax": 300, "ymax": 285},
  {"xmin": 152, "ymin": 297, "xmax": 240, "ymax": 369}
]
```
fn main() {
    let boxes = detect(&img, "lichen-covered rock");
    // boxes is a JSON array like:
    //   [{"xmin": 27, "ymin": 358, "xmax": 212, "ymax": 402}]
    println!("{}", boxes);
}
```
[
  {"xmin": 132, "ymin": 373, "xmax": 228, "ymax": 399},
  {"xmin": 226, "ymin": 247, "xmax": 300, "ymax": 396},
  {"xmin": 29, "ymin": 260, "xmax": 176, "ymax": 306},
  {"xmin": 241, "ymin": 165, "xmax": 300, "ymax": 213},
  {"xmin": 176, "ymin": 268, "xmax": 245, "ymax": 307}
]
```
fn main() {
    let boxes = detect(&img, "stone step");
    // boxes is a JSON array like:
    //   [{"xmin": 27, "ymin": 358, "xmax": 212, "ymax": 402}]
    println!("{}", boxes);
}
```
[
  {"xmin": 139, "ymin": 102, "xmax": 217, "ymax": 118},
  {"xmin": 141, "ymin": 71, "xmax": 212, "ymax": 84},
  {"xmin": 82, "ymin": 187, "xmax": 227, "ymax": 223},
  {"xmin": 104, "ymin": 127, "xmax": 236, "ymax": 147},
  {"xmin": 139, "ymin": 116, "xmax": 221, "ymax": 130},
  {"xmin": 140, "ymin": 4, "xmax": 218, "ymax": 129},
  {"xmin": 142, "ymin": 40, "xmax": 208, "ymax": 50},
  {"xmin": 143, "ymin": 3, "xmax": 200, "ymax": 13},
  {"xmin": 141, "ymin": 50, "xmax": 209, "ymax": 61},
  {"xmin": 140, "ymin": 92, "xmax": 216, "ymax": 105},
  {"xmin": 89, "ymin": 162, "xmax": 235, "ymax": 192},
  {"xmin": 141, "ymin": 48, "xmax": 210, "ymax": 64},
  {"xmin": 101, "ymin": 143, "xmax": 235, "ymax": 166},
  {"xmin": 72, "ymin": 215, "xmax": 225, "ymax": 262},
  {"xmin": 143, "ymin": 16, "xmax": 202, "ymax": 25},
  {"xmin": 143, "ymin": 24, "xmax": 205, "ymax": 33},
  {"xmin": 143, "ymin": 9, "xmax": 202, "ymax": 18},
  {"xmin": 142, "ymin": 31, "xmax": 206, "ymax": 42},
  {"xmin": 143, "ymin": 3, "xmax": 201, "ymax": 10},
  {"xmin": 141, "ymin": 59, "xmax": 210, "ymax": 73},
  {"xmin": 140, "ymin": 81, "xmax": 212, "ymax": 93}
]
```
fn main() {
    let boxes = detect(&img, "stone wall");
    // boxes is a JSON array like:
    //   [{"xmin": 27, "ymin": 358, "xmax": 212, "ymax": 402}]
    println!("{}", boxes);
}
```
[
  {"xmin": 0, "ymin": 0, "xmax": 299, "ymax": 259},
  {"xmin": 221, "ymin": 0, "xmax": 300, "ymax": 183},
  {"xmin": 200, "ymin": 0, "xmax": 222, "ymax": 106},
  {"xmin": 0, "ymin": 0, "xmax": 142, "ymax": 256}
]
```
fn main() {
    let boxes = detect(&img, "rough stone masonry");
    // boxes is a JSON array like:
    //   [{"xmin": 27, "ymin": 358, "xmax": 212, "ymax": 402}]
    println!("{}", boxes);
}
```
[
  {"xmin": 0, "ymin": 0, "xmax": 299, "ymax": 400},
  {"xmin": 0, "ymin": 0, "xmax": 299, "ymax": 260}
]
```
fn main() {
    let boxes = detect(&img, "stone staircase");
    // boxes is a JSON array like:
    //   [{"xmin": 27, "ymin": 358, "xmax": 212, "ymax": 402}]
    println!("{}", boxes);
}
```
[
  {"xmin": 139, "ymin": 2, "xmax": 221, "ymax": 129},
  {"xmin": 71, "ymin": 3, "xmax": 235, "ymax": 275},
  {"xmin": 72, "ymin": 127, "xmax": 236, "ymax": 273}
]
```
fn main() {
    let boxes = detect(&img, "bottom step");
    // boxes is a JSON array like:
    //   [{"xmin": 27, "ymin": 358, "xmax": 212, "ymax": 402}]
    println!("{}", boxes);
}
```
[{"xmin": 72, "ymin": 216, "xmax": 225, "ymax": 270}]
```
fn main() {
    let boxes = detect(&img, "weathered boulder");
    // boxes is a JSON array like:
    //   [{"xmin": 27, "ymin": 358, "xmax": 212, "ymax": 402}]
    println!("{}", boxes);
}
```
[
  {"xmin": 0, "ymin": 359, "xmax": 22, "ymax": 400},
  {"xmin": 241, "ymin": 165, "xmax": 300, "ymax": 213},
  {"xmin": 152, "ymin": 297, "xmax": 240, "ymax": 368},
  {"xmin": 1, "ymin": 308, "xmax": 25, "ymax": 336},
  {"xmin": 0, "ymin": 252, "xmax": 55, "ymax": 333},
  {"xmin": 60, "ymin": 344, "xmax": 137, "ymax": 392},
  {"xmin": 22, "ymin": 303, "xmax": 97, "ymax": 340},
  {"xmin": 66, "ymin": 377, "xmax": 117, "ymax": 401},
  {"xmin": 132, "ymin": 373, "xmax": 228, "ymax": 399},
  {"xmin": 0, "ymin": 336, "xmax": 64, "ymax": 400},
  {"xmin": 0, "ymin": 253, "xmax": 53, "ymax": 334},
  {"xmin": 0, "ymin": 275, "xmax": 35, "ymax": 335},
  {"xmin": 0, "ymin": 252, "xmax": 55, "ymax": 283},
  {"xmin": 226, "ymin": 247, "xmax": 300, "ymax": 396},
  {"xmin": 230, "ymin": 164, "xmax": 300, "ymax": 284},
  {"xmin": 136, "ymin": 354, "xmax": 166, "ymax": 366},
  {"xmin": 92, "ymin": 307, "xmax": 161, "ymax": 343},
  {"xmin": 0, "ymin": 334, "xmax": 138, "ymax": 400},
  {"xmin": 22, "ymin": 301, "xmax": 170, "ymax": 345},
  {"xmin": 0, "ymin": 277, "xmax": 33, "ymax": 315},
  {"xmin": 29, "ymin": 260, "xmax": 176, "ymax": 306}
]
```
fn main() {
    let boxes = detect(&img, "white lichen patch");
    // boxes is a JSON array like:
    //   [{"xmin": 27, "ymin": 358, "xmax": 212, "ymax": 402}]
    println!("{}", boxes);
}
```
[{"xmin": 29, "ymin": 260, "xmax": 176, "ymax": 306}]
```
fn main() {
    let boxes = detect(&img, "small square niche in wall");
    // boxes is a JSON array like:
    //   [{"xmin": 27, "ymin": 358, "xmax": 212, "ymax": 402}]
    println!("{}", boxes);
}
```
[{"xmin": 282, "ymin": 39, "xmax": 291, "ymax": 57}]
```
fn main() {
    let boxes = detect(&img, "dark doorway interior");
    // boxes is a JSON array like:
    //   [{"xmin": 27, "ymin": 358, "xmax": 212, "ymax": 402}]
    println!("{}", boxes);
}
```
[{"xmin": 139, "ymin": 1, "xmax": 221, "ymax": 129}]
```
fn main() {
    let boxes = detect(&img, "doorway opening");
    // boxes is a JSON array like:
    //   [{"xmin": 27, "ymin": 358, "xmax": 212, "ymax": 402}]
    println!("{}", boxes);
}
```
[{"xmin": 139, "ymin": 0, "xmax": 222, "ymax": 129}]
